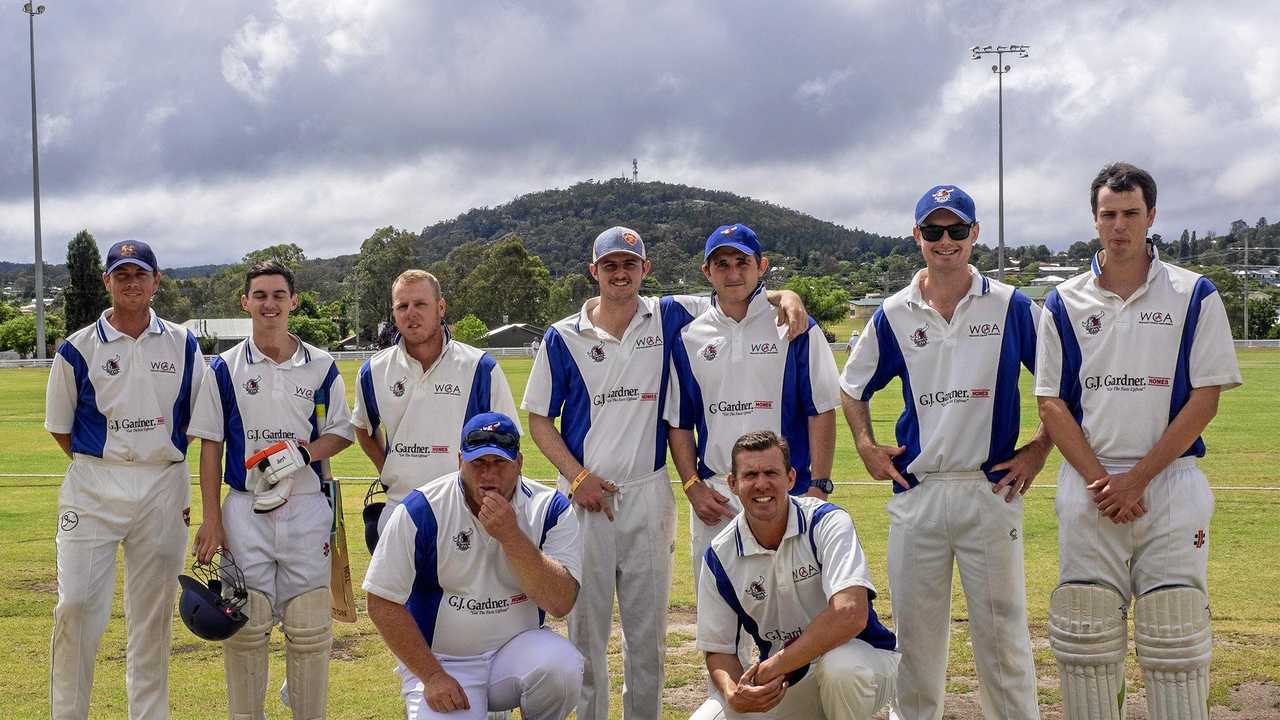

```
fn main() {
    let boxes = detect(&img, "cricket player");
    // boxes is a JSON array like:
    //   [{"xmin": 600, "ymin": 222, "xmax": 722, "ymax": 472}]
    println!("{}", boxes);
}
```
[
  {"xmin": 1038, "ymin": 163, "xmax": 1241, "ymax": 720},
  {"xmin": 189, "ymin": 260, "xmax": 354, "ymax": 719},
  {"xmin": 841, "ymin": 185, "xmax": 1047, "ymax": 719},
  {"xmin": 351, "ymin": 269, "xmax": 519, "ymax": 537},
  {"xmin": 364, "ymin": 412, "xmax": 583, "ymax": 719},
  {"xmin": 522, "ymin": 226, "xmax": 808, "ymax": 720},
  {"xmin": 667, "ymin": 223, "xmax": 842, "ymax": 591},
  {"xmin": 693, "ymin": 431, "xmax": 898, "ymax": 720},
  {"xmin": 46, "ymin": 239, "xmax": 204, "ymax": 720}
]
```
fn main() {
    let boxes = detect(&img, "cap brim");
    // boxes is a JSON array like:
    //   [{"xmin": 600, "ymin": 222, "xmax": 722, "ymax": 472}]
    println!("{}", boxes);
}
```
[
  {"xmin": 705, "ymin": 241, "xmax": 758, "ymax": 260},
  {"xmin": 106, "ymin": 258, "xmax": 155, "ymax": 273},
  {"xmin": 460, "ymin": 446, "xmax": 517, "ymax": 462}
]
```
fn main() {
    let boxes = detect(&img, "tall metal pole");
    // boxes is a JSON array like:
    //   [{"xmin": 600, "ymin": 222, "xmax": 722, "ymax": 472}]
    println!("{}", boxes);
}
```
[
  {"xmin": 24, "ymin": 3, "xmax": 47, "ymax": 359},
  {"xmin": 1243, "ymin": 227, "xmax": 1250, "ymax": 344},
  {"xmin": 971, "ymin": 45, "xmax": 1029, "ymax": 282}
]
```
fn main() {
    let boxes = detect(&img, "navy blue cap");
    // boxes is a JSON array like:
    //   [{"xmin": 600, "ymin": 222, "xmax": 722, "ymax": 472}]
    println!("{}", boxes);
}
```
[
  {"xmin": 592, "ymin": 226, "xmax": 646, "ymax": 262},
  {"xmin": 704, "ymin": 224, "xmax": 762, "ymax": 260},
  {"xmin": 914, "ymin": 185, "xmax": 977, "ymax": 226},
  {"xmin": 459, "ymin": 412, "xmax": 521, "ymax": 462},
  {"xmin": 105, "ymin": 240, "xmax": 158, "ymax": 273}
]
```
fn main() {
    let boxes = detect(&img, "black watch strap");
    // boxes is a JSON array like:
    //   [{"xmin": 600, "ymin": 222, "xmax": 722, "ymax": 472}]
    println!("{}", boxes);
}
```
[{"xmin": 811, "ymin": 477, "xmax": 834, "ymax": 493}]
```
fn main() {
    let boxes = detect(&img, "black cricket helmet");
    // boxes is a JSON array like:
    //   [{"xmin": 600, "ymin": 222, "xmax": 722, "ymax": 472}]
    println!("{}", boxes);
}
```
[
  {"xmin": 363, "ymin": 479, "xmax": 388, "ymax": 555},
  {"xmin": 178, "ymin": 548, "xmax": 249, "ymax": 641}
]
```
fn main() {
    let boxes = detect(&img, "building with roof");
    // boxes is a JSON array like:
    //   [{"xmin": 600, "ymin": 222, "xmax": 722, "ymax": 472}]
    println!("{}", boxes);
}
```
[
  {"xmin": 482, "ymin": 323, "xmax": 544, "ymax": 348},
  {"xmin": 182, "ymin": 318, "xmax": 253, "ymax": 353}
]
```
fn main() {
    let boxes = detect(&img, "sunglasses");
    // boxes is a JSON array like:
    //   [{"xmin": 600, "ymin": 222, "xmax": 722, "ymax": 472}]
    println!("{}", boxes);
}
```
[
  {"xmin": 918, "ymin": 223, "xmax": 974, "ymax": 242},
  {"xmin": 462, "ymin": 429, "xmax": 520, "ymax": 452}
]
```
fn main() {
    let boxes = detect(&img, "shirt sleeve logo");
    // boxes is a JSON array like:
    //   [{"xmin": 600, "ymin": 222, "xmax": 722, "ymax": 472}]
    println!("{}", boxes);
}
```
[
  {"xmin": 102, "ymin": 355, "xmax": 122, "ymax": 376},
  {"xmin": 910, "ymin": 326, "xmax": 929, "ymax": 348},
  {"xmin": 1081, "ymin": 310, "xmax": 1105, "ymax": 335}
]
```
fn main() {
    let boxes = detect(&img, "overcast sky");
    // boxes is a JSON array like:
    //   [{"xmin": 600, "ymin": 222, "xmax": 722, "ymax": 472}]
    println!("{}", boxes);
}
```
[{"xmin": 1, "ymin": 0, "xmax": 1277, "ymax": 266}]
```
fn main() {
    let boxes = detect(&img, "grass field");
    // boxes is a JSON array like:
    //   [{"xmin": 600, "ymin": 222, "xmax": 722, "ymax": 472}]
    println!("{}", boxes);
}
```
[{"xmin": 1, "ymin": 349, "xmax": 1277, "ymax": 718}]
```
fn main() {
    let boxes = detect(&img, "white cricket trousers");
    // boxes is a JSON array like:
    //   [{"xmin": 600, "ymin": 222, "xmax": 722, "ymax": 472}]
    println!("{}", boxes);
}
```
[
  {"xmin": 689, "ymin": 476, "xmax": 742, "ymax": 593},
  {"xmin": 400, "ymin": 628, "xmax": 584, "ymax": 720},
  {"xmin": 568, "ymin": 468, "xmax": 676, "ymax": 720},
  {"xmin": 886, "ymin": 474, "xmax": 1039, "ymax": 720},
  {"xmin": 689, "ymin": 638, "xmax": 900, "ymax": 720},
  {"xmin": 1056, "ymin": 456, "xmax": 1212, "ymax": 598},
  {"xmin": 50, "ymin": 457, "xmax": 190, "ymax": 720},
  {"xmin": 222, "ymin": 488, "xmax": 333, "ymax": 613}
]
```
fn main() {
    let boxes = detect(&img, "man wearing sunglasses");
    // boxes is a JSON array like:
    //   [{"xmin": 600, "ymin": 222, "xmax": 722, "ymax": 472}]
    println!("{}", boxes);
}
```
[
  {"xmin": 364, "ymin": 411, "xmax": 583, "ymax": 719},
  {"xmin": 522, "ymin": 226, "xmax": 809, "ymax": 720},
  {"xmin": 840, "ymin": 185, "xmax": 1048, "ymax": 719}
]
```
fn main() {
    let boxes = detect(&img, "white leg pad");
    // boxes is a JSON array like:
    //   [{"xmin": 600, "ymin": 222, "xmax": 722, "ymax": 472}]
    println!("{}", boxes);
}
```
[
  {"xmin": 1049, "ymin": 583, "xmax": 1129, "ymax": 720},
  {"xmin": 1133, "ymin": 587, "xmax": 1211, "ymax": 720},
  {"xmin": 282, "ymin": 588, "xmax": 332, "ymax": 719},
  {"xmin": 224, "ymin": 589, "xmax": 274, "ymax": 720}
]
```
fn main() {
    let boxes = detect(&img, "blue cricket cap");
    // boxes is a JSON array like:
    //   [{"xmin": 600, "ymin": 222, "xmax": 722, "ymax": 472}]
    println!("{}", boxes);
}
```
[
  {"xmin": 914, "ymin": 185, "xmax": 977, "ymax": 226},
  {"xmin": 459, "ymin": 412, "xmax": 520, "ymax": 462},
  {"xmin": 704, "ymin": 224, "xmax": 762, "ymax": 260},
  {"xmin": 592, "ymin": 226, "xmax": 646, "ymax": 262},
  {"xmin": 105, "ymin": 240, "xmax": 158, "ymax": 273}
]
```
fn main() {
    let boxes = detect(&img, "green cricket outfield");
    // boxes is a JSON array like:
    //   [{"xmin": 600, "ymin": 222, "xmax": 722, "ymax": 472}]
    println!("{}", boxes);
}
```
[{"xmin": 1, "ymin": 349, "xmax": 1276, "ymax": 718}]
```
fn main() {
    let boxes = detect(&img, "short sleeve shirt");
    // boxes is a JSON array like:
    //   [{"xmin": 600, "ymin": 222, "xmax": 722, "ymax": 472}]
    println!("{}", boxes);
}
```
[
  {"xmin": 521, "ymin": 295, "xmax": 706, "ymax": 482},
  {"xmin": 667, "ymin": 286, "xmax": 841, "ymax": 493},
  {"xmin": 351, "ymin": 337, "xmax": 519, "ymax": 502},
  {"xmin": 1035, "ymin": 249, "xmax": 1241, "ymax": 461},
  {"xmin": 696, "ymin": 496, "xmax": 896, "ymax": 657},
  {"xmin": 840, "ymin": 268, "xmax": 1041, "ymax": 491},
  {"xmin": 188, "ymin": 336, "xmax": 352, "ymax": 492},
  {"xmin": 362, "ymin": 473, "xmax": 579, "ymax": 657},
  {"xmin": 46, "ymin": 309, "xmax": 204, "ymax": 464}
]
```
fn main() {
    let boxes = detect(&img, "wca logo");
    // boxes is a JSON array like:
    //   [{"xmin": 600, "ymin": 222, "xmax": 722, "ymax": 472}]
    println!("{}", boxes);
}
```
[
  {"xmin": 434, "ymin": 383, "xmax": 462, "ymax": 396},
  {"xmin": 791, "ymin": 563, "xmax": 819, "ymax": 582},
  {"xmin": 149, "ymin": 360, "xmax": 177, "ymax": 374},
  {"xmin": 1139, "ymin": 311, "xmax": 1175, "ymax": 326},
  {"xmin": 968, "ymin": 322, "xmax": 1001, "ymax": 337},
  {"xmin": 633, "ymin": 335, "xmax": 663, "ymax": 350},
  {"xmin": 749, "ymin": 342, "xmax": 779, "ymax": 355},
  {"xmin": 293, "ymin": 386, "xmax": 314, "ymax": 401}
]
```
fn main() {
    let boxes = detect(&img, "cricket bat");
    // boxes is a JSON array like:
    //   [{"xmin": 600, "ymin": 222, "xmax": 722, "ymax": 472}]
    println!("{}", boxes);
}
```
[{"xmin": 321, "ymin": 459, "xmax": 358, "ymax": 623}]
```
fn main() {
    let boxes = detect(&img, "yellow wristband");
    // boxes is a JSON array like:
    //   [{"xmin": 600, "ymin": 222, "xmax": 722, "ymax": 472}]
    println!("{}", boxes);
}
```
[
  {"xmin": 570, "ymin": 468, "xmax": 590, "ymax": 493},
  {"xmin": 682, "ymin": 475, "xmax": 700, "ymax": 491}
]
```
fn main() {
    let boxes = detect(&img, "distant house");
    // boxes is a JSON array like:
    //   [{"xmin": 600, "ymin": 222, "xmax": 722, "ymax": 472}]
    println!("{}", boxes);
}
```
[
  {"xmin": 183, "ymin": 318, "xmax": 253, "ymax": 353},
  {"xmin": 483, "ymin": 323, "xmax": 544, "ymax": 349},
  {"xmin": 1234, "ymin": 268, "xmax": 1280, "ymax": 287},
  {"xmin": 850, "ymin": 296, "xmax": 885, "ymax": 320},
  {"xmin": 1038, "ymin": 264, "xmax": 1079, "ymax": 276},
  {"xmin": 1030, "ymin": 275, "xmax": 1066, "ymax": 286}
]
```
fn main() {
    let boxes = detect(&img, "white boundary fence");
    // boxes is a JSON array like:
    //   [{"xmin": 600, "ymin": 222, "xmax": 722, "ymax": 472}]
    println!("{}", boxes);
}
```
[{"xmin": 4, "ymin": 340, "xmax": 1277, "ymax": 369}]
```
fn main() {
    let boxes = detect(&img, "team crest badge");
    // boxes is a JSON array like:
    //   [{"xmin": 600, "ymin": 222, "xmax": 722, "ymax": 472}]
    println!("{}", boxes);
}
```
[
  {"xmin": 59, "ymin": 511, "xmax": 79, "ymax": 532},
  {"xmin": 454, "ymin": 529, "xmax": 473, "ymax": 551},
  {"xmin": 910, "ymin": 326, "xmax": 929, "ymax": 348},
  {"xmin": 1081, "ymin": 311, "xmax": 1105, "ymax": 335},
  {"xmin": 746, "ymin": 576, "xmax": 768, "ymax": 601},
  {"xmin": 700, "ymin": 341, "xmax": 721, "ymax": 361},
  {"xmin": 390, "ymin": 378, "xmax": 406, "ymax": 397},
  {"xmin": 932, "ymin": 187, "xmax": 954, "ymax": 203},
  {"xmin": 243, "ymin": 376, "xmax": 261, "ymax": 395},
  {"xmin": 622, "ymin": 231, "xmax": 639, "ymax": 246},
  {"xmin": 588, "ymin": 343, "xmax": 606, "ymax": 363},
  {"xmin": 119, "ymin": 243, "xmax": 136, "ymax": 257},
  {"xmin": 102, "ymin": 356, "xmax": 121, "ymax": 376}
]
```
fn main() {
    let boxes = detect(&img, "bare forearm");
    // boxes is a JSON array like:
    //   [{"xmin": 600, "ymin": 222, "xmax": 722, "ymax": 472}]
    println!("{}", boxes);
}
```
[
  {"xmin": 529, "ymin": 414, "xmax": 586, "ymax": 480},
  {"xmin": 705, "ymin": 652, "xmax": 746, "ymax": 698},
  {"xmin": 498, "ymin": 531, "xmax": 578, "ymax": 617},
  {"xmin": 808, "ymin": 411, "xmax": 835, "ymax": 479},
  {"xmin": 355, "ymin": 428, "xmax": 386, "ymax": 473},
  {"xmin": 840, "ymin": 393, "xmax": 876, "ymax": 448},
  {"xmin": 199, "ymin": 439, "xmax": 225, "ymax": 523},
  {"xmin": 367, "ymin": 593, "xmax": 446, "ymax": 681},
  {"xmin": 50, "ymin": 432, "xmax": 72, "ymax": 459},
  {"xmin": 302, "ymin": 433, "xmax": 352, "ymax": 463},
  {"xmin": 668, "ymin": 427, "xmax": 700, "ymax": 483},
  {"xmin": 1132, "ymin": 387, "xmax": 1221, "ymax": 484},
  {"xmin": 760, "ymin": 589, "xmax": 866, "ymax": 681},
  {"xmin": 1037, "ymin": 397, "xmax": 1106, "ymax": 482}
]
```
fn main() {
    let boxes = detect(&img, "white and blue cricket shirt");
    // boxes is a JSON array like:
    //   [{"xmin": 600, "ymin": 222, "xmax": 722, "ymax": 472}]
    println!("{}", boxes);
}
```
[
  {"xmin": 840, "ymin": 267, "xmax": 1040, "ymax": 492},
  {"xmin": 1035, "ymin": 249, "xmax": 1241, "ymax": 461},
  {"xmin": 188, "ymin": 336, "xmax": 353, "ymax": 492},
  {"xmin": 362, "ymin": 473, "xmax": 580, "ymax": 657},
  {"xmin": 45, "ymin": 309, "xmax": 204, "ymax": 464},
  {"xmin": 697, "ymin": 496, "xmax": 896, "ymax": 658},
  {"xmin": 352, "ymin": 335, "xmax": 519, "ymax": 502},
  {"xmin": 667, "ymin": 286, "xmax": 841, "ymax": 494},
  {"xmin": 522, "ymin": 295, "xmax": 707, "ymax": 482}
]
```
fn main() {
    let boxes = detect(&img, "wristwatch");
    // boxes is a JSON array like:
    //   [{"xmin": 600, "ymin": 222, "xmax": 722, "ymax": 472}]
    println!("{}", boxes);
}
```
[{"xmin": 811, "ymin": 477, "xmax": 834, "ymax": 494}]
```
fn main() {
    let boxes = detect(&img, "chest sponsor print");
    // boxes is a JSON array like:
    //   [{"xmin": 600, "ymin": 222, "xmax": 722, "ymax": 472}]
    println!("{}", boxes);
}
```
[
  {"xmin": 1082, "ymin": 374, "xmax": 1170, "ymax": 392},
  {"xmin": 108, "ymin": 416, "xmax": 167, "ymax": 433},
  {"xmin": 917, "ymin": 388, "xmax": 991, "ymax": 408},
  {"xmin": 392, "ymin": 442, "xmax": 451, "ymax": 457},
  {"xmin": 447, "ymin": 593, "xmax": 528, "ymax": 615},
  {"xmin": 709, "ymin": 400, "xmax": 773, "ymax": 416}
]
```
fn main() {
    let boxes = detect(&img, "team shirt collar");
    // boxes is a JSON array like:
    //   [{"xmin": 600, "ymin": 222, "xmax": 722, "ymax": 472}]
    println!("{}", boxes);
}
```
[
  {"xmin": 244, "ymin": 333, "xmax": 310, "ymax": 367},
  {"xmin": 904, "ymin": 264, "xmax": 988, "ymax": 310},
  {"xmin": 1090, "ymin": 244, "xmax": 1164, "ymax": 284},
  {"xmin": 574, "ymin": 296, "xmax": 654, "ymax": 337},
  {"xmin": 393, "ymin": 327, "xmax": 454, "ymax": 374},
  {"xmin": 453, "ymin": 473, "xmax": 533, "ymax": 515},
  {"xmin": 95, "ymin": 308, "xmax": 165, "ymax": 343},
  {"xmin": 733, "ymin": 497, "xmax": 805, "ymax": 557},
  {"xmin": 710, "ymin": 282, "xmax": 770, "ymax": 321}
]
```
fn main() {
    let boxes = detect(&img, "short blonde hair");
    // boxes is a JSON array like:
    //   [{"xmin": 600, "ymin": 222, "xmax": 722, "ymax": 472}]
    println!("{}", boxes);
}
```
[{"xmin": 391, "ymin": 269, "xmax": 442, "ymax": 300}]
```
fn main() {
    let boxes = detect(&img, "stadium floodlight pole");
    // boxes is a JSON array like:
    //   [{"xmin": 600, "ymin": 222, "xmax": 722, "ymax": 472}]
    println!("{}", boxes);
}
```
[
  {"xmin": 971, "ymin": 43, "xmax": 1029, "ymax": 282},
  {"xmin": 24, "ymin": 2, "xmax": 48, "ymax": 359}
]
